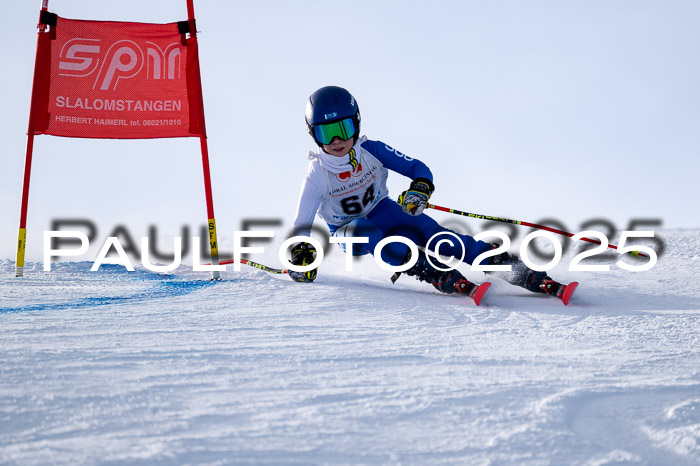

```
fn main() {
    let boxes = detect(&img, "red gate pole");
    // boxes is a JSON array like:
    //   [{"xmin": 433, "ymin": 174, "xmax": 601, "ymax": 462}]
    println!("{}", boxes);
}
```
[
  {"xmin": 16, "ymin": 0, "xmax": 50, "ymax": 277},
  {"xmin": 187, "ymin": 0, "xmax": 221, "ymax": 280}
]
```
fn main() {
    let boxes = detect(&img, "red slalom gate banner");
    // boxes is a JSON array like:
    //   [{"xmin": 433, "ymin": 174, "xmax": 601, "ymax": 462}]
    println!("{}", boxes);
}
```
[
  {"xmin": 28, "ymin": 14, "xmax": 205, "ymax": 139},
  {"xmin": 17, "ymin": 1, "xmax": 221, "ymax": 279}
]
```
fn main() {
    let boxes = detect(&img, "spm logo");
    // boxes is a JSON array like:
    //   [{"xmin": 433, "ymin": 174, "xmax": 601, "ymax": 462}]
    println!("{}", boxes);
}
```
[{"xmin": 58, "ymin": 38, "xmax": 182, "ymax": 91}]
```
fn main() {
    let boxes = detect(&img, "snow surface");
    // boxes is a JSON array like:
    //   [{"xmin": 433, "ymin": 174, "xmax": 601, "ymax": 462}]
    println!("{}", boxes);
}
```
[{"xmin": 1, "ymin": 230, "xmax": 698, "ymax": 465}]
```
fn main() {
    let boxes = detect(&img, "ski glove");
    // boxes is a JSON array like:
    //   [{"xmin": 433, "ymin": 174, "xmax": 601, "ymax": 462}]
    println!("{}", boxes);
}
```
[
  {"xmin": 287, "ymin": 241, "xmax": 318, "ymax": 283},
  {"xmin": 397, "ymin": 177, "xmax": 435, "ymax": 216}
]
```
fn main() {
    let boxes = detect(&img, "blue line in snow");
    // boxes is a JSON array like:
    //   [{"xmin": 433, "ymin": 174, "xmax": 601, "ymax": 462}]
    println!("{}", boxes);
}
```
[{"xmin": 0, "ymin": 265, "xmax": 224, "ymax": 314}]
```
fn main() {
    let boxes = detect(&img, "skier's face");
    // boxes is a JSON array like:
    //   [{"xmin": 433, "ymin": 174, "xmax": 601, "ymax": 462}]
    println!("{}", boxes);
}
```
[{"xmin": 322, "ymin": 136, "xmax": 354, "ymax": 157}]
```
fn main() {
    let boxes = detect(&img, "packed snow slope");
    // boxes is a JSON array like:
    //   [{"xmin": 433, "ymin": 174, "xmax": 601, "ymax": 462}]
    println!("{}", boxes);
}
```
[{"xmin": 1, "ymin": 230, "xmax": 698, "ymax": 465}]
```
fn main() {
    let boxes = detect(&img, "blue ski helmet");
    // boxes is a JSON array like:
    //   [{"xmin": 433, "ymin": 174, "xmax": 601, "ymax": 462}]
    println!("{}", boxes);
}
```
[{"xmin": 305, "ymin": 86, "xmax": 361, "ymax": 147}]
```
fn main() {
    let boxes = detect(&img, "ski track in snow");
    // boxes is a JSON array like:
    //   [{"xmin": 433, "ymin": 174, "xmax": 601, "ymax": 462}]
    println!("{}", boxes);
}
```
[{"xmin": 0, "ymin": 230, "xmax": 698, "ymax": 465}]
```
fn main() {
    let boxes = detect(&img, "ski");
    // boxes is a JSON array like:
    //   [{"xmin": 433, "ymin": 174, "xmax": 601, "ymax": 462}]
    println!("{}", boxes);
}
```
[
  {"xmin": 465, "ymin": 281, "xmax": 491, "ymax": 306},
  {"xmin": 541, "ymin": 280, "xmax": 579, "ymax": 305},
  {"xmin": 392, "ymin": 268, "xmax": 491, "ymax": 306},
  {"xmin": 558, "ymin": 282, "xmax": 579, "ymax": 305},
  {"xmin": 452, "ymin": 278, "xmax": 491, "ymax": 306},
  {"xmin": 540, "ymin": 277, "xmax": 578, "ymax": 306}
]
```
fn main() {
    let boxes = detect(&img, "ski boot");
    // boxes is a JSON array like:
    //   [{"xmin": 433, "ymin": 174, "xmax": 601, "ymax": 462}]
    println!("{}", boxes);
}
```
[
  {"xmin": 391, "ymin": 249, "xmax": 491, "ymax": 304},
  {"xmin": 490, "ymin": 246, "xmax": 578, "ymax": 304},
  {"xmin": 538, "ymin": 277, "xmax": 579, "ymax": 305}
]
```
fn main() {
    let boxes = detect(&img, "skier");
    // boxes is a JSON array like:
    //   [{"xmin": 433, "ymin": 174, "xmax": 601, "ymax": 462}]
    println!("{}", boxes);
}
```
[{"xmin": 288, "ymin": 85, "xmax": 573, "ymax": 303}]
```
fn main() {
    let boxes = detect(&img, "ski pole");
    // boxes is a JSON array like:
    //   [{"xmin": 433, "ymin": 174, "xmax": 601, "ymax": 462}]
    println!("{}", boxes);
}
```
[
  {"xmin": 427, "ymin": 203, "xmax": 648, "ymax": 258},
  {"xmin": 204, "ymin": 258, "xmax": 288, "ymax": 274}
]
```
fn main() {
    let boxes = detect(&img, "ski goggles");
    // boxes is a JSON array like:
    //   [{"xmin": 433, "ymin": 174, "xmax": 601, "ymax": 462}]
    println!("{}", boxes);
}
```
[{"xmin": 312, "ymin": 117, "xmax": 356, "ymax": 145}]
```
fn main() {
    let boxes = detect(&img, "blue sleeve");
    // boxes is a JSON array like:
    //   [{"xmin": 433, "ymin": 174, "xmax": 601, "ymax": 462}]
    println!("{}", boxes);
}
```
[{"xmin": 360, "ymin": 139, "xmax": 433, "ymax": 182}]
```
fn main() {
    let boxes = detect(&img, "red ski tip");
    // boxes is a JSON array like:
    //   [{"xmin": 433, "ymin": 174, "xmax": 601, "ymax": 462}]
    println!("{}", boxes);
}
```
[
  {"xmin": 472, "ymin": 282, "xmax": 492, "ymax": 306},
  {"xmin": 561, "ymin": 282, "xmax": 579, "ymax": 305}
]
